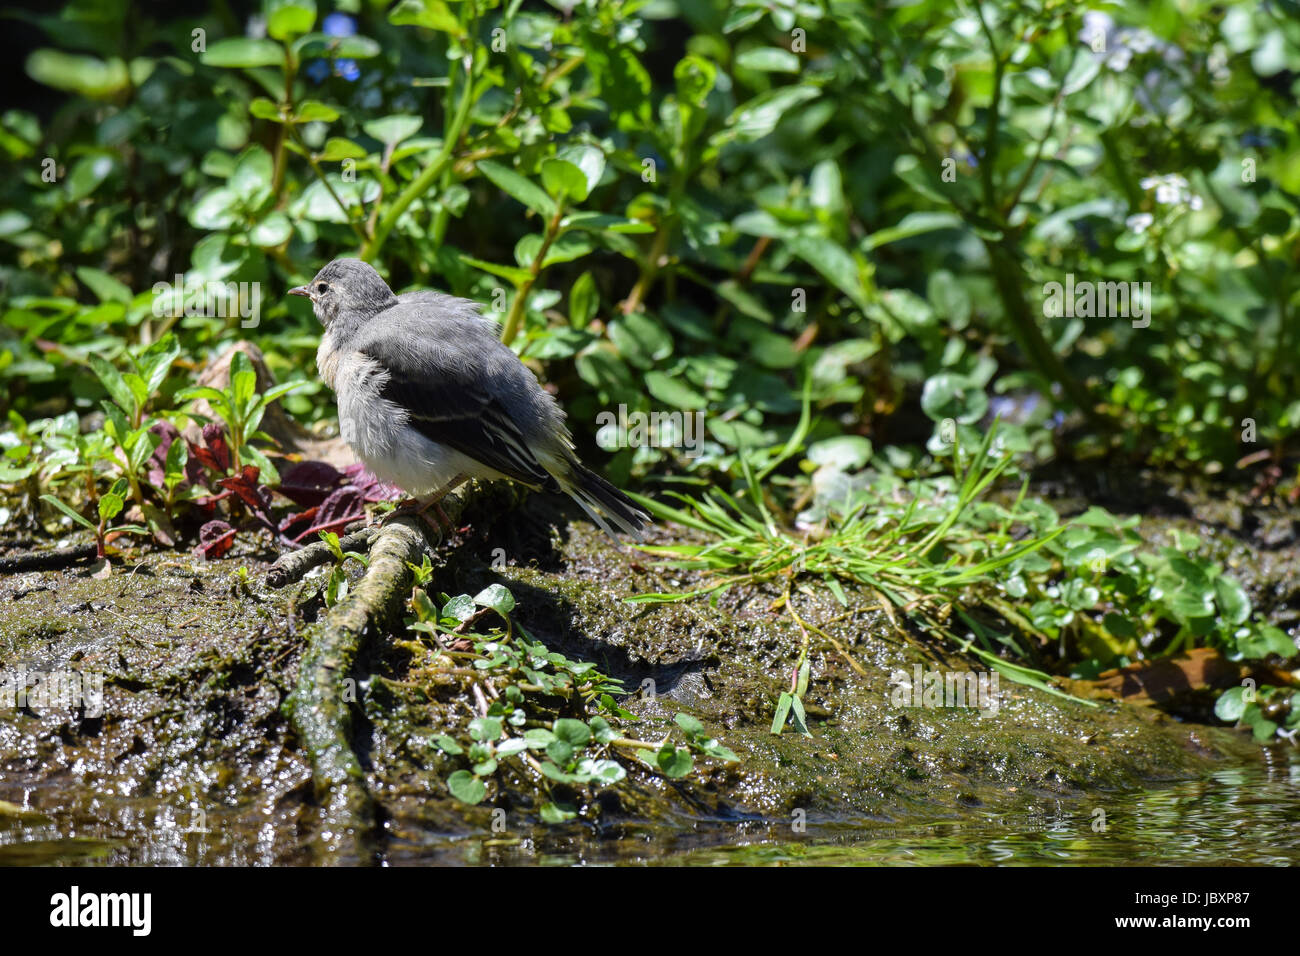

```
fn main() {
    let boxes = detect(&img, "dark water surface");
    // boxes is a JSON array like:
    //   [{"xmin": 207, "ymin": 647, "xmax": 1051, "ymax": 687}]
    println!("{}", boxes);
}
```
[{"xmin": 3, "ymin": 749, "xmax": 1296, "ymax": 866}]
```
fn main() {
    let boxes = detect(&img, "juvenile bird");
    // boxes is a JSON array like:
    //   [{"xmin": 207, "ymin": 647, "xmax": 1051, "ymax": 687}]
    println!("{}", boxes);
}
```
[{"xmin": 289, "ymin": 258, "xmax": 649, "ymax": 540}]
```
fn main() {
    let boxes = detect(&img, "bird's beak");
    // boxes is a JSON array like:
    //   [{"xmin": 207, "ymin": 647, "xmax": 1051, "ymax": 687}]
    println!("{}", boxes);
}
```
[{"xmin": 288, "ymin": 285, "xmax": 311, "ymax": 299}]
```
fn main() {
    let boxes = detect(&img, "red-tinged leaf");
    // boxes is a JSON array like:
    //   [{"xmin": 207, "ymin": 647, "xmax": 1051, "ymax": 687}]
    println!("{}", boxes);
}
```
[
  {"xmin": 197, "ymin": 520, "xmax": 237, "ymax": 559},
  {"xmin": 343, "ymin": 462, "xmax": 403, "ymax": 501},
  {"xmin": 280, "ymin": 505, "xmax": 318, "ymax": 533},
  {"xmin": 317, "ymin": 485, "xmax": 365, "ymax": 526},
  {"xmin": 145, "ymin": 420, "xmax": 181, "ymax": 488},
  {"xmin": 291, "ymin": 486, "xmax": 366, "ymax": 542},
  {"xmin": 202, "ymin": 422, "xmax": 231, "ymax": 473},
  {"xmin": 217, "ymin": 465, "xmax": 265, "ymax": 511},
  {"xmin": 278, "ymin": 460, "xmax": 344, "ymax": 506},
  {"xmin": 190, "ymin": 441, "xmax": 225, "ymax": 475}
]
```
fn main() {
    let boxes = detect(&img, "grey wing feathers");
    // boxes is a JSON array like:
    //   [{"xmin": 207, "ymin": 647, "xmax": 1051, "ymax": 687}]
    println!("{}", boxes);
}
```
[
  {"xmin": 355, "ymin": 305, "xmax": 565, "ymax": 490},
  {"xmin": 395, "ymin": 289, "xmax": 502, "ymax": 334}
]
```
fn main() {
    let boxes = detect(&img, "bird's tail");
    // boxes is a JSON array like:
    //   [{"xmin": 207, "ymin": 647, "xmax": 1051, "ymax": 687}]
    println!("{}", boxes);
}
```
[{"xmin": 557, "ymin": 460, "xmax": 651, "ymax": 543}]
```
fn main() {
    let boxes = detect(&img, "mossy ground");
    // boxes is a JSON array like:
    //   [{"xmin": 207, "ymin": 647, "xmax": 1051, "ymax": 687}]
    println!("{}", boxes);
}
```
[{"xmin": 0, "ymin": 472, "xmax": 1285, "ymax": 864}]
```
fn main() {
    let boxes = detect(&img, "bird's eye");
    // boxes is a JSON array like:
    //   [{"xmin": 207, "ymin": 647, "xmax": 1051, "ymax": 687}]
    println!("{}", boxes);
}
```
[{"xmin": 315, "ymin": 282, "xmax": 329, "ymax": 294}]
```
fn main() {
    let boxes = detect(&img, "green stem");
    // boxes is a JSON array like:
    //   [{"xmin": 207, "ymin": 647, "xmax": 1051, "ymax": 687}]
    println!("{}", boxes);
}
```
[
  {"xmin": 292, "ymin": 127, "xmax": 368, "ymax": 243},
  {"xmin": 271, "ymin": 46, "xmax": 297, "ymax": 202},
  {"xmin": 984, "ymin": 238, "xmax": 1110, "ymax": 430},
  {"xmin": 500, "ymin": 203, "xmax": 565, "ymax": 346},
  {"xmin": 361, "ymin": 53, "xmax": 477, "ymax": 263}
]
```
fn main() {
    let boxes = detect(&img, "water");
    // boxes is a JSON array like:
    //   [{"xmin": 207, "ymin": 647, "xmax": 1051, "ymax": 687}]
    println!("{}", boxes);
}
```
[{"xmin": 5, "ymin": 751, "xmax": 1296, "ymax": 865}]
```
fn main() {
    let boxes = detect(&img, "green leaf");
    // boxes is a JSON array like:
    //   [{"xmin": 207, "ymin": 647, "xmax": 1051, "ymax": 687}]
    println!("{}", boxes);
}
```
[
  {"xmin": 318, "ymin": 137, "xmax": 367, "ymax": 162},
  {"xmin": 249, "ymin": 97, "xmax": 283, "ymax": 121},
  {"xmin": 267, "ymin": 0, "xmax": 316, "ymax": 42},
  {"xmin": 189, "ymin": 187, "xmax": 240, "ymax": 231},
  {"xmin": 468, "ymin": 716, "xmax": 502, "ymax": 742},
  {"xmin": 230, "ymin": 146, "xmax": 275, "ymax": 209},
  {"xmin": 139, "ymin": 335, "xmax": 181, "ymax": 394},
  {"xmin": 770, "ymin": 691, "xmax": 793, "ymax": 734},
  {"xmin": 230, "ymin": 350, "xmax": 256, "ymax": 413},
  {"xmin": 389, "ymin": 0, "xmax": 465, "ymax": 37},
  {"xmin": 735, "ymin": 47, "xmax": 800, "ymax": 73},
  {"xmin": 362, "ymin": 114, "xmax": 422, "ymax": 146},
  {"xmin": 472, "ymin": 583, "xmax": 515, "ymax": 616},
  {"xmin": 477, "ymin": 160, "xmax": 556, "ymax": 217},
  {"xmin": 865, "ymin": 212, "xmax": 965, "ymax": 251},
  {"xmin": 541, "ymin": 158, "xmax": 589, "ymax": 204},
  {"xmin": 654, "ymin": 744, "xmax": 693, "ymax": 778},
  {"xmin": 674, "ymin": 713, "xmax": 704, "ymax": 736},
  {"xmin": 608, "ymin": 312, "xmax": 672, "ymax": 369},
  {"xmin": 88, "ymin": 354, "xmax": 135, "ymax": 415},
  {"xmin": 446, "ymin": 770, "xmax": 486, "ymax": 804},
  {"xmin": 552, "ymin": 718, "xmax": 591, "ymax": 747},
  {"xmin": 65, "ymin": 154, "xmax": 116, "ymax": 201},
  {"xmin": 1214, "ymin": 686, "xmax": 1248, "ymax": 723},
  {"xmin": 98, "ymin": 489, "xmax": 125, "ymax": 522},
  {"xmin": 539, "ymin": 801, "xmax": 577, "ymax": 823},
  {"xmin": 75, "ymin": 267, "xmax": 131, "ymax": 304},
  {"xmin": 201, "ymin": 37, "xmax": 286, "ymax": 69},
  {"xmin": 442, "ymin": 593, "xmax": 476, "ymax": 622},
  {"xmin": 293, "ymin": 100, "xmax": 339, "ymax": 123},
  {"xmin": 644, "ymin": 370, "xmax": 707, "ymax": 409},
  {"xmin": 559, "ymin": 145, "xmax": 605, "ymax": 194},
  {"xmin": 295, "ymin": 33, "xmax": 380, "ymax": 59},
  {"xmin": 40, "ymin": 495, "xmax": 96, "ymax": 531},
  {"xmin": 25, "ymin": 51, "xmax": 129, "ymax": 98},
  {"xmin": 789, "ymin": 696, "xmax": 812, "ymax": 736},
  {"xmin": 1252, "ymin": 719, "xmax": 1279, "ymax": 742},
  {"xmin": 807, "ymin": 435, "xmax": 872, "ymax": 472},
  {"xmin": 458, "ymin": 255, "xmax": 533, "ymax": 286},
  {"xmin": 250, "ymin": 212, "xmax": 293, "ymax": 247},
  {"xmin": 1214, "ymin": 577, "xmax": 1251, "ymax": 625},
  {"xmin": 569, "ymin": 271, "xmax": 599, "ymax": 328},
  {"xmin": 432, "ymin": 734, "xmax": 463, "ymax": 755},
  {"xmin": 787, "ymin": 235, "xmax": 869, "ymax": 310},
  {"xmin": 719, "ymin": 85, "xmax": 819, "ymax": 143},
  {"xmin": 920, "ymin": 372, "xmax": 988, "ymax": 425}
]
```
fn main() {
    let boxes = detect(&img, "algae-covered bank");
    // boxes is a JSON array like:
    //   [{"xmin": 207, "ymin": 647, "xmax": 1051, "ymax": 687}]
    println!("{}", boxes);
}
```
[{"xmin": 1, "ymin": 486, "xmax": 1294, "ymax": 867}]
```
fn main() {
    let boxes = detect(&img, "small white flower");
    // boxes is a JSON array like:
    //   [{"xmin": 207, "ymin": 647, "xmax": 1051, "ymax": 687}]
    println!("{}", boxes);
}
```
[
  {"xmin": 1106, "ymin": 47, "xmax": 1133, "ymax": 71},
  {"xmin": 1187, "ymin": 194, "xmax": 1203, "ymax": 211},
  {"xmin": 1155, "ymin": 182, "xmax": 1181, "ymax": 204},
  {"xmin": 1139, "ymin": 176, "xmax": 1160, "ymax": 190},
  {"xmin": 1122, "ymin": 28, "xmax": 1159, "ymax": 54},
  {"xmin": 1126, "ymin": 212, "xmax": 1154, "ymax": 233}
]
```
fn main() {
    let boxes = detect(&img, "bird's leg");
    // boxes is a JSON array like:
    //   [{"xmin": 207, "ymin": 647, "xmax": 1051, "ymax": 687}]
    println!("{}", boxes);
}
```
[
  {"xmin": 416, "ymin": 474, "xmax": 468, "ymax": 532},
  {"xmin": 381, "ymin": 475, "xmax": 468, "ymax": 537}
]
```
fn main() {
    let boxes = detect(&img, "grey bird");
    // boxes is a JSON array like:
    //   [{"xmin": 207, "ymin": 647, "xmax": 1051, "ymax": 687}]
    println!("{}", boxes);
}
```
[{"xmin": 288, "ymin": 258, "xmax": 650, "ymax": 540}]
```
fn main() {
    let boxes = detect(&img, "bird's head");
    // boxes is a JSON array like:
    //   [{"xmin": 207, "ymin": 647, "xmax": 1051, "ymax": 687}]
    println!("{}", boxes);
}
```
[{"xmin": 289, "ymin": 258, "xmax": 398, "ymax": 328}]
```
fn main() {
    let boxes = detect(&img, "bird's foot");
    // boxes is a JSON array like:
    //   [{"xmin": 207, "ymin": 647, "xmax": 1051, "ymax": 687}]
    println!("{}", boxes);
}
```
[{"xmin": 380, "ymin": 496, "xmax": 455, "ymax": 540}]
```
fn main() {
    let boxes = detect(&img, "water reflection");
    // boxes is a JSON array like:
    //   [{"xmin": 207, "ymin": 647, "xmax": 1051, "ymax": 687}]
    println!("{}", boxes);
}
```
[{"xmin": 4, "ymin": 753, "xmax": 1297, "ymax": 866}]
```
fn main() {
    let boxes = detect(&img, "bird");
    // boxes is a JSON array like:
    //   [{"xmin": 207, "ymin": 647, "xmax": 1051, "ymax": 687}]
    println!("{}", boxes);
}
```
[{"xmin": 288, "ymin": 258, "xmax": 650, "ymax": 541}]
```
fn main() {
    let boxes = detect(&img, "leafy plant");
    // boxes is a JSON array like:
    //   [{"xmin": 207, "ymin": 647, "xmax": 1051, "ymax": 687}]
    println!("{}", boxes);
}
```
[
  {"xmin": 177, "ymin": 350, "xmax": 305, "ymax": 484},
  {"xmin": 403, "ymin": 583, "xmax": 737, "ymax": 816},
  {"xmin": 40, "ymin": 477, "xmax": 147, "ymax": 560}
]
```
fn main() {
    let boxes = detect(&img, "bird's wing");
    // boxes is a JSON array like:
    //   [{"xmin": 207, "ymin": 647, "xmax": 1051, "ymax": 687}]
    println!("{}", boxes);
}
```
[
  {"xmin": 357, "ymin": 321, "xmax": 555, "ymax": 490},
  {"xmin": 395, "ymin": 290, "xmax": 502, "ymax": 334}
]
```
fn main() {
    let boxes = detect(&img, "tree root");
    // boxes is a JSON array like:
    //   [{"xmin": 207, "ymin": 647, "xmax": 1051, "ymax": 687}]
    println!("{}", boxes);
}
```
[
  {"xmin": 0, "ymin": 543, "xmax": 97, "ymax": 575},
  {"xmin": 265, "ymin": 524, "xmax": 378, "ymax": 589},
  {"xmin": 279, "ymin": 492, "xmax": 469, "ymax": 863}
]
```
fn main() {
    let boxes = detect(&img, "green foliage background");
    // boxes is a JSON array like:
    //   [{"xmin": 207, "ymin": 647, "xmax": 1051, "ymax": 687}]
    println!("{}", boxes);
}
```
[{"xmin": 2, "ymin": 0, "xmax": 1299, "ymax": 739}]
